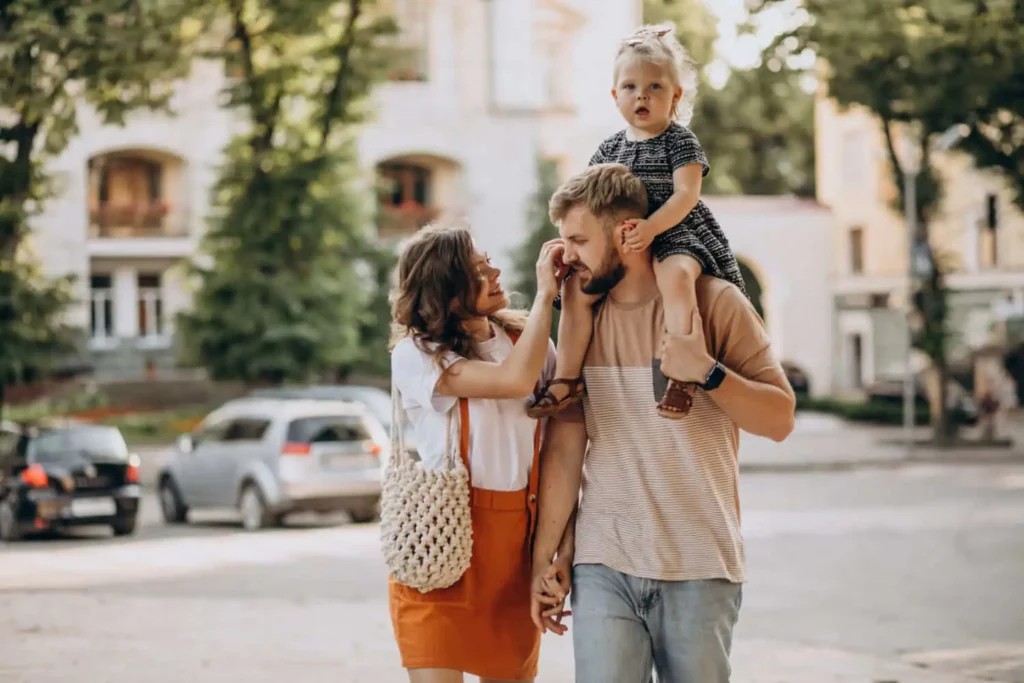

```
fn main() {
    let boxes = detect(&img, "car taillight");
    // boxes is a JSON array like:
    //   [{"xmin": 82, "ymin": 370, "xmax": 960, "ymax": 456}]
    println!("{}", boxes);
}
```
[
  {"xmin": 20, "ymin": 464, "xmax": 49, "ymax": 488},
  {"xmin": 282, "ymin": 442, "xmax": 312, "ymax": 456},
  {"xmin": 126, "ymin": 458, "xmax": 140, "ymax": 484},
  {"xmin": 368, "ymin": 442, "xmax": 383, "ymax": 457}
]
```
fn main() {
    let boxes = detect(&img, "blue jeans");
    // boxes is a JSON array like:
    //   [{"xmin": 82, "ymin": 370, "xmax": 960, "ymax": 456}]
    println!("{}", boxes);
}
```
[{"xmin": 570, "ymin": 564, "xmax": 742, "ymax": 683}]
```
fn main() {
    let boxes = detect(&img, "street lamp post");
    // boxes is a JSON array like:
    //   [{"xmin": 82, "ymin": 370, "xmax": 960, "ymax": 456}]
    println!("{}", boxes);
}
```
[{"xmin": 901, "ymin": 123, "xmax": 970, "ymax": 454}]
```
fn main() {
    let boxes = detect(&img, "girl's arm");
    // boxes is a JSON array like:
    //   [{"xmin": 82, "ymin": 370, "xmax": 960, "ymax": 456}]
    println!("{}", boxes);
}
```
[{"xmin": 645, "ymin": 163, "xmax": 703, "ymax": 236}]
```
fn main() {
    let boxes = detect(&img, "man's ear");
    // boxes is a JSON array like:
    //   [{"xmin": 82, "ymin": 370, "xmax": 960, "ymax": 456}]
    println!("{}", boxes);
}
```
[{"xmin": 612, "ymin": 221, "xmax": 629, "ymax": 253}]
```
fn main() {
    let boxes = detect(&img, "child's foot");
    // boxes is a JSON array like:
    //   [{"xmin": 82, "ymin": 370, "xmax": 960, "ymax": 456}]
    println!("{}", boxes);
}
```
[
  {"xmin": 527, "ymin": 377, "xmax": 585, "ymax": 418},
  {"xmin": 657, "ymin": 380, "xmax": 696, "ymax": 419}
]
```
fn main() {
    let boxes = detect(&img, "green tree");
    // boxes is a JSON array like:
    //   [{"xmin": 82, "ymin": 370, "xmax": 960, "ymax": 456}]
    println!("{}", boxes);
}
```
[
  {"xmin": 694, "ymin": 61, "xmax": 816, "ymax": 196},
  {"xmin": 0, "ymin": 0, "xmax": 200, "ymax": 417},
  {"xmin": 645, "ymin": 0, "xmax": 816, "ymax": 196},
  {"xmin": 510, "ymin": 157, "xmax": 563, "ymax": 338},
  {"xmin": 178, "ymin": 0, "xmax": 395, "ymax": 384},
  {"xmin": 761, "ymin": 0, "xmax": 1023, "ymax": 441}
]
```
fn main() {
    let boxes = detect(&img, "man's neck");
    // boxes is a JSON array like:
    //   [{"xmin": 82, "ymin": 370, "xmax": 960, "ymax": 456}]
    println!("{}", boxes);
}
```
[{"xmin": 609, "ymin": 258, "xmax": 658, "ymax": 306}]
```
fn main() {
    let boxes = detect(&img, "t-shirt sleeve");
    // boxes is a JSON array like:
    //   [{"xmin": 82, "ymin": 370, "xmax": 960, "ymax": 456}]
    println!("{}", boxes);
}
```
[
  {"xmin": 391, "ymin": 338, "xmax": 460, "ymax": 414},
  {"xmin": 704, "ymin": 285, "xmax": 783, "ymax": 384},
  {"xmin": 666, "ymin": 125, "xmax": 710, "ymax": 177}
]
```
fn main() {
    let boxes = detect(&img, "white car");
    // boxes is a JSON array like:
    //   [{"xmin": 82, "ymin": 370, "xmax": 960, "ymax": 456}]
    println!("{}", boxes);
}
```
[{"xmin": 156, "ymin": 398, "xmax": 389, "ymax": 531}]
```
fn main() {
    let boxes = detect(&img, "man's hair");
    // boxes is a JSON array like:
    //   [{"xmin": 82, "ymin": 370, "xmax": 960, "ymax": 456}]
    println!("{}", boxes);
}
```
[{"xmin": 548, "ymin": 163, "xmax": 648, "ymax": 226}]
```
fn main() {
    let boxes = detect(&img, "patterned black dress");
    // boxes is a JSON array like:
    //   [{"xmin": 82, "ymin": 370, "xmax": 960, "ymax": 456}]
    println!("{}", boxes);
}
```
[{"xmin": 590, "ymin": 122, "xmax": 746, "ymax": 295}]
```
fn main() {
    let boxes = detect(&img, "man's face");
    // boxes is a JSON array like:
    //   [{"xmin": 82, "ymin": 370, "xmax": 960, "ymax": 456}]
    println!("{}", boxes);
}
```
[{"xmin": 558, "ymin": 205, "xmax": 625, "ymax": 295}]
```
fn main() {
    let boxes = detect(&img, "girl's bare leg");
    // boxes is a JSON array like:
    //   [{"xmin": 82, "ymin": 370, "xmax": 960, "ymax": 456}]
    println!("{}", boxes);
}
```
[
  {"xmin": 653, "ymin": 254, "xmax": 703, "ymax": 418},
  {"xmin": 527, "ymin": 275, "xmax": 594, "ymax": 418}
]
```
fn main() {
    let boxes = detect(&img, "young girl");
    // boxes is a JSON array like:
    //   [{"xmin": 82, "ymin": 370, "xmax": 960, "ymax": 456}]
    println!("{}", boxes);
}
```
[{"xmin": 528, "ymin": 23, "xmax": 747, "ymax": 420}]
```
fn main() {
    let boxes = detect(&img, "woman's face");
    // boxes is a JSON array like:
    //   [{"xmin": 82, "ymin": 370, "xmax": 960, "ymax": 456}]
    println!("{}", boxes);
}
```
[{"xmin": 469, "ymin": 246, "xmax": 507, "ymax": 316}]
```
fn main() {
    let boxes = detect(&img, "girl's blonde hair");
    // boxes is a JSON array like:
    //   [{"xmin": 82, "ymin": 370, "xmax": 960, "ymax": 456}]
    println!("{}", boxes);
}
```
[{"xmin": 614, "ymin": 23, "xmax": 699, "ymax": 125}]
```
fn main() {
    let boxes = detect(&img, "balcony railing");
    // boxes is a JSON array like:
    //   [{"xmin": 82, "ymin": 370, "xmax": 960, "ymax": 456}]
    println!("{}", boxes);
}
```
[
  {"xmin": 378, "ymin": 202, "xmax": 440, "ymax": 236},
  {"xmin": 88, "ymin": 201, "xmax": 185, "ymax": 238}
]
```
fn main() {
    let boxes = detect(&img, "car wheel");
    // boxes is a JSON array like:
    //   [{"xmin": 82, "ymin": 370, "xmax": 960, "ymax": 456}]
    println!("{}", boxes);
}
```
[
  {"xmin": 111, "ymin": 515, "xmax": 137, "ymax": 537},
  {"xmin": 0, "ymin": 499, "xmax": 22, "ymax": 543},
  {"xmin": 239, "ymin": 483, "xmax": 273, "ymax": 532},
  {"xmin": 349, "ymin": 500, "xmax": 380, "ymax": 524},
  {"xmin": 159, "ymin": 476, "xmax": 189, "ymax": 524}
]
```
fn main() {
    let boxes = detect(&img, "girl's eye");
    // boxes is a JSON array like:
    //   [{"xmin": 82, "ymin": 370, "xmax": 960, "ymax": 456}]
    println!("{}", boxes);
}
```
[{"xmin": 651, "ymin": 83, "xmax": 661, "ymax": 90}]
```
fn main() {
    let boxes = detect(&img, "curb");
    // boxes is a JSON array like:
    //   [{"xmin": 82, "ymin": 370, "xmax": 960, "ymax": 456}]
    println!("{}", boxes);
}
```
[{"xmin": 740, "ymin": 449, "xmax": 1024, "ymax": 474}]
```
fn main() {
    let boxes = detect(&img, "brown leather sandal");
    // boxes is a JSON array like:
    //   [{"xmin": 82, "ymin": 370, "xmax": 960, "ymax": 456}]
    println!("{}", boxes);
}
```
[
  {"xmin": 527, "ymin": 377, "xmax": 585, "ymax": 419},
  {"xmin": 657, "ymin": 379, "xmax": 697, "ymax": 419}
]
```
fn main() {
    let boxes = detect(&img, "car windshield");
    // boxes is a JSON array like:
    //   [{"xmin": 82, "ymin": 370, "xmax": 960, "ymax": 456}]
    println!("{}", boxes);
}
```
[{"xmin": 30, "ymin": 426, "xmax": 129, "ymax": 465}]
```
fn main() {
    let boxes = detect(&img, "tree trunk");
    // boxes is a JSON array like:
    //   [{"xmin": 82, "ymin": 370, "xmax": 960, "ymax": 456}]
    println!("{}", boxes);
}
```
[{"xmin": 933, "ymin": 361, "xmax": 955, "ymax": 445}]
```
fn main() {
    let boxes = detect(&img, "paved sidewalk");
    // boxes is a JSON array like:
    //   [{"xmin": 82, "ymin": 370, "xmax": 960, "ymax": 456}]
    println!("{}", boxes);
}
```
[
  {"xmin": 740, "ymin": 412, "xmax": 1024, "ymax": 472},
  {"xmin": 0, "ymin": 593, "xmax": 990, "ymax": 683}
]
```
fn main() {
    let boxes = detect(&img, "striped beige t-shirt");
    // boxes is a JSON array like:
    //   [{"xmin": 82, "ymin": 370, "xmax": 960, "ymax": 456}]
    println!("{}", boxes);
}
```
[{"xmin": 566, "ymin": 276, "xmax": 783, "ymax": 583}]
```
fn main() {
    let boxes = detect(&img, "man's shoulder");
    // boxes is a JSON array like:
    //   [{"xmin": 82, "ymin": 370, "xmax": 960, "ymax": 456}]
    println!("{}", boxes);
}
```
[{"xmin": 695, "ymin": 276, "xmax": 745, "ymax": 313}]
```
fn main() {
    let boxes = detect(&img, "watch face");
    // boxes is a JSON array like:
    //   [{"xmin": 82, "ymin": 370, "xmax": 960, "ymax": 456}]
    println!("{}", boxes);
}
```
[
  {"xmin": 652, "ymin": 359, "xmax": 670, "ymax": 400},
  {"xmin": 704, "ymin": 363, "xmax": 726, "ymax": 390}
]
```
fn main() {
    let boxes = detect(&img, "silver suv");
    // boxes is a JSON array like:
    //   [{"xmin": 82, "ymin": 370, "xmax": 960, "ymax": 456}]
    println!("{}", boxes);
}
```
[{"xmin": 156, "ymin": 398, "xmax": 389, "ymax": 531}]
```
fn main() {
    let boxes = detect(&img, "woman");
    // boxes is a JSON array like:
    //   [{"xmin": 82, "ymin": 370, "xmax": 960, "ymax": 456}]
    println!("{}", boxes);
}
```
[{"xmin": 388, "ymin": 224, "xmax": 565, "ymax": 683}]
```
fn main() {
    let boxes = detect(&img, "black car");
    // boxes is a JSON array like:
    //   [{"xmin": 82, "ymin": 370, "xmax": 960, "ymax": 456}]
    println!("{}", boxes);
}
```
[{"xmin": 0, "ymin": 422, "xmax": 142, "ymax": 542}]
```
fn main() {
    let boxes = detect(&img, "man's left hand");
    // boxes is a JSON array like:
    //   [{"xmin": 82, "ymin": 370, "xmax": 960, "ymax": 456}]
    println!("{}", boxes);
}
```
[{"xmin": 660, "ymin": 309, "xmax": 717, "ymax": 384}]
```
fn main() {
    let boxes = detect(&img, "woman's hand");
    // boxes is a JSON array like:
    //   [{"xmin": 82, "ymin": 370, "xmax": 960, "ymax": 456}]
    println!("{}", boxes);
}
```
[{"xmin": 536, "ymin": 239, "xmax": 568, "ymax": 304}]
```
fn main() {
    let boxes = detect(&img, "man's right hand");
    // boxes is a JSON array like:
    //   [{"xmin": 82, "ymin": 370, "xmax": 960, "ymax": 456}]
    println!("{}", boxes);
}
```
[{"xmin": 530, "ymin": 558, "xmax": 572, "ymax": 635}]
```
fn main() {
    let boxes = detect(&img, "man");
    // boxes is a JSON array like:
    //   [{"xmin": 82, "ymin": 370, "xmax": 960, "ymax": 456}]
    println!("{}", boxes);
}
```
[{"xmin": 531, "ymin": 163, "xmax": 796, "ymax": 682}]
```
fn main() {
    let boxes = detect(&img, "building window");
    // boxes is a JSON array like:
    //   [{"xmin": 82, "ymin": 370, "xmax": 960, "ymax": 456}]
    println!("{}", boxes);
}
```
[
  {"xmin": 979, "ymin": 193, "xmax": 999, "ymax": 270},
  {"xmin": 137, "ymin": 274, "xmax": 164, "ymax": 339},
  {"xmin": 90, "ymin": 275, "xmax": 114, "ymax": 343},
  {"xmin": 849, "ymin": 226, "xmax": 865, "ymax": 274},
  {"xmin": 384, "ymin": 0, "xmax": 429, "ymax": 81},
  {"xmin": 88, "ymin": 154, "xmax": 169, "ymax": 237},
  {"xmin": 377, "ymin": 162, "xmax": 438, "ymax": 236},
  {"xmin": 850, "ymin": 333, "xmax": 864, "ymax": 389}
]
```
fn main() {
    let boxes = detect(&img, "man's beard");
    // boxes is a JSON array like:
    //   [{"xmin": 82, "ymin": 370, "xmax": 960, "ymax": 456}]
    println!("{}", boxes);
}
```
[{"xmin": 579, "ymin": 247, "xmax": 625, "ymax": 296}]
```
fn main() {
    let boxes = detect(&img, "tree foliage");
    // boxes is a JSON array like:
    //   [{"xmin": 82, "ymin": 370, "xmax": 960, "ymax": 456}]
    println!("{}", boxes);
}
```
[
  {"xmin": 178, "ymin": 0, "xmax": 396, "ymax": 384},
  {"xmin": 646, "ymin": 0, "xmax": 816, "ymax": 196},
  {"xmin": 0, "ymin": 0, "xmax": 200, "ymax": 416},
  {"xmin": 512, "ymin": 158, "xmax": 562, "ymax": 306},
  {"xmin": 694, "ymin": 62, "xmax": 816, "ymax": 197},
  {"xmin": 761, "ymin": 0, "xmax": 1024, "ymax": 440}
]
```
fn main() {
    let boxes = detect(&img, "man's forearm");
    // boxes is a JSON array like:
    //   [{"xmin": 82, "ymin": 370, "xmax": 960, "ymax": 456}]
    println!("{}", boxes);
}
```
[
  {"xmin": 556, "ymin": 505, "xmax": 577, "ymax": 559},
  {"xmin": 533, "ymin": 422, "xmax": 586, "ymax": 565},
  {"xmin": 709, "ymin": 369, "xmax": 795, "ymax": 442}
]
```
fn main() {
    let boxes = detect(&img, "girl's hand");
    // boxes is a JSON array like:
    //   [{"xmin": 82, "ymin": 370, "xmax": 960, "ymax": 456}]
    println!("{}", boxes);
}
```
[
  {"xmin": 624, "ymin": 219, "xmax": 658, "ymax": 252},
  {"xmin": 536, "ymin": 239, "xmax": 568, "ymax": 303}
]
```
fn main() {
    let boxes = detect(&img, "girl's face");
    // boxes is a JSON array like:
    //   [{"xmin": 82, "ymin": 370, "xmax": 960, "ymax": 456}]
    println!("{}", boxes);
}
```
[{"xmin": 612, "ymin": 58, "xmax": 681, "ymax": 134}]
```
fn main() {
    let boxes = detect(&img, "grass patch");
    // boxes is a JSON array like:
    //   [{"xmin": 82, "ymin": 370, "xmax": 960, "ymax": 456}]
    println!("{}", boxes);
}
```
[{"xmin": 95, "ymin": 406, "xmax": 212, "ymax": 446}]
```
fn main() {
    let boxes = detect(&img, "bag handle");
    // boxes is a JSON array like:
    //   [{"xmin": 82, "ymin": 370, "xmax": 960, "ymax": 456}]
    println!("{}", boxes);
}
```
[{"xmin": 390, "ymin": 380, "xmax": 463, "ymax": 472}]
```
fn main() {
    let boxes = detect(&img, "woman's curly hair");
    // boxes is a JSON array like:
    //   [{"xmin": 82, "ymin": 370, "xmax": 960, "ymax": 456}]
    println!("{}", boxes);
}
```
[{"xmin": 389, "ymin": 224, "xmax": 525, "ymax": 368}]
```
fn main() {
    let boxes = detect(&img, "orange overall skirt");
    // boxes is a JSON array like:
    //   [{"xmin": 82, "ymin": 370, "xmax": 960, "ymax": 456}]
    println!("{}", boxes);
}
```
[{"xmin": 389, "ymin": 398, "xmax": 542, "ymax": 681}]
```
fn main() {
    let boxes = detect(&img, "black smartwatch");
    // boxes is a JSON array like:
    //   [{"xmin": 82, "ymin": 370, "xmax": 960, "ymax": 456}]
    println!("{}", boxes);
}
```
[{"xmin": 701, "ymin": 361, "xmax": 727, "ymax": 391}]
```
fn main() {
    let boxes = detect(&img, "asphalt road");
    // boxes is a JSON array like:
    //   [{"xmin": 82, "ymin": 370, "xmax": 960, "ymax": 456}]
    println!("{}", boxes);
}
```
[{"xmin": 2, "ymin": 462, "xmax": 1023, "ymax": 682}]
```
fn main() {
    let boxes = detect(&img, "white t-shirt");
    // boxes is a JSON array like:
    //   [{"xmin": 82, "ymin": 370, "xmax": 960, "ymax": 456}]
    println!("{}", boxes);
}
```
[{"xmin": 391, "ymin": 327, "xmax": 556, "ymax": 491}]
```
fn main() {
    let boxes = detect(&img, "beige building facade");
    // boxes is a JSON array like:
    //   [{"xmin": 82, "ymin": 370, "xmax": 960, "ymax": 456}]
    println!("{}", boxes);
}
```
[
  {"xmin": 817, "ymin": 96, "xmax": 1024, "ymax": 394},
  {"xmin": 30, "ymin": 0, "xmax": 638, "ymax": 378}
]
